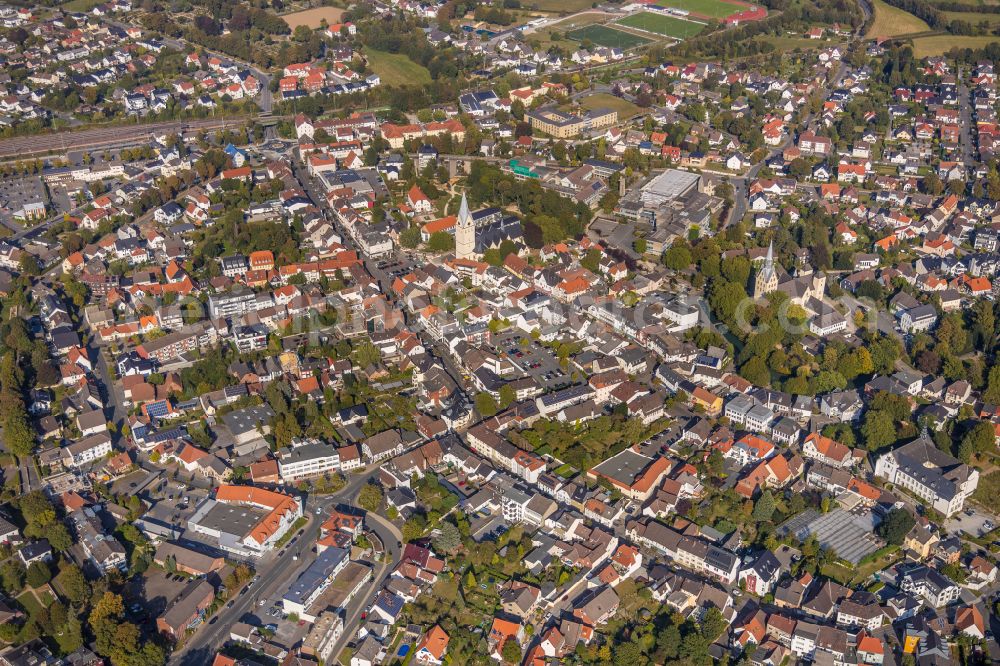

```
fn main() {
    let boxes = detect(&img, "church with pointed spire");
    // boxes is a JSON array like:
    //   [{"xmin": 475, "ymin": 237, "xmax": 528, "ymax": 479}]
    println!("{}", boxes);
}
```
[
  {"xmin": 455, "ymin": 192, "xmax": 475, "ymax": 260},
  {"xmin": 753, "ymin": 241, "xmax": 779, "ymax": 299}
]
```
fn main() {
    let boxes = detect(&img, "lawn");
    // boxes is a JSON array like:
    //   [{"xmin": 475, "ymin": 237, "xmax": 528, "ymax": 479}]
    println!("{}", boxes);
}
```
[
  {"xmin": 566, "ymin": 24, "xmax": 653, "ymax": 48},
  {"xmin": 911, "ymin": 34, "xmax": 1000, "ymax": 56},
  {"xmin": 16, "ymin": 590, "xmax": 48, "ymax": 617},
  {"xmin": 616, "ymin": 11, "xmax": 706, "ymax": 39},
  {"xmin": 866, "ymin": 0, "xmax": 930, "ymax": 37},
  {"xmin": 63, "ymin": 0, "xmax": 105, "ymax": 11},
  {"xmin": 575, "ymin": 92, "xmax": 641, "ymax": 119},
  {"xmin": 635, "ymin": 0, "xmax": 744, "ymax": 19},
  {"xmin": 364, "ymin": 49, "xmax": 432, "ymax": 87},
  {"xmin": 973, "ymin": 469, "xmax": 1000, "ymax": 514},
  {"xmin": 553, "ymin": 463, "xmax": 577, "ymax": 478}
]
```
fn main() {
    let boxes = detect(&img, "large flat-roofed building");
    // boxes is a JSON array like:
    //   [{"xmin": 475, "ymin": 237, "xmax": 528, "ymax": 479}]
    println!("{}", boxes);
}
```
[
  {"xmin": 527, "ymin": 107, "xmax": 617, "ymax": 138},
  {"xmin": 153, "ymin": 540, "xmax": 225, "ymax": 576},
  {"xmin": 221, "ymin": 405, "xmax": 275, "ymax": 445},
  {"xmin": 527, "ymin": 108, "xmax": 583, "ymax": 138},
  {"xmin": 639, "ymin": 169, "xmax": 700, "ymax": 207},
  {"xmin": 301, "ymin": 610, "xmax": 344, "ymax": 662},
  {"xmin": 278, "ymin": 442, "xmax": 340, "ymax": 483},
  {"xmin": 301, "ymin": 560, "xmax": 372, "ymax": 621},
  {"xmin": 187, "ymin": 485, "xmax": 302, "ymax": 558},
  {"xmin": 282, "ymin": 547, "xmax": 349, "ymax": 617},
  {"xmin": 587, "ymin": 449, "xmax": 671, "ymax": 501},
  {"xmin": 582, "ymin": 107, "xmax": 617, "ymax": 131}
]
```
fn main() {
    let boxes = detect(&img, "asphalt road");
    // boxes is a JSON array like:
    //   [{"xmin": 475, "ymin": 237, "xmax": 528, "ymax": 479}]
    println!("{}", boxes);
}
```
[
  {"xmin": 289, "ymin": 156, "xmax": 473, "ymax": 408},
  {"xmin": 174, "ymin": 468, "xmax": 402, "ymax": 664},
  {"xmin": 956, "ymin": 70, "xmax": 977, "ymax": 166},
  {"xmin": 727, "ymin": 56, "xmax": 849, "ymax": 227}
]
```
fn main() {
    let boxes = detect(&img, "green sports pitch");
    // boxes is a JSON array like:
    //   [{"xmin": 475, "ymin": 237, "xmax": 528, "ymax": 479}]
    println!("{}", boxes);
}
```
[
  {"xmin": 565, "ymin": 24, "xmax": 653, "ymax": 49},
  {"xmin": 616, "ymin": 11, "xmax": 707, "ymax": 39},
  {"xmin": 648, "ymin": 0, "xmax": 742, "ymax": 19}
]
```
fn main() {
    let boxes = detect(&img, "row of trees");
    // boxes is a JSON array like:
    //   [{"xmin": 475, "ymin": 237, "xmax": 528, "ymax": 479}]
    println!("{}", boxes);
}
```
[{"xmin": 0, "ymin": 350, "xmax": 34, "ymax": 458}]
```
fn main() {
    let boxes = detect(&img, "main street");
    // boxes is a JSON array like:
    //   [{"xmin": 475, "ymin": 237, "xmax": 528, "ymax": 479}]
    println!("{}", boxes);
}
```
[
  {"xmin": 288, "ymin": 156, "xmax": 474, "ymax": 403},
  {"xmin": 174, "ymin": 468, "xmax": 402, "ymax": 665},
  {"xmin": 956, "ymin": 67, "xmax": 977, "ymax": 166}
]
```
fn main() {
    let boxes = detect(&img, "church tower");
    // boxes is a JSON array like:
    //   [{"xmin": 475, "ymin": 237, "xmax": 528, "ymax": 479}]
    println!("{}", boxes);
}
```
[
  {"xmin": 455, "ymin": 192, "xmax": 475, "ymax": 260},
  {"xmin": 753, "ymin": 241, "xmax": 779, "ymax": 299}
]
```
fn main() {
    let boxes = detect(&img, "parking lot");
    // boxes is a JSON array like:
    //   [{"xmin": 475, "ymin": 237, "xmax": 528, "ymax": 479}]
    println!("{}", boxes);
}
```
[
  {"xmin": 0, "ymin": 174, "xmax": 48, "ymax": 230},
  {"xmin": 946, "ymin": 507, "xmax": 997, "ymax": 538},
  {"xmin": 375, "ymin": 256, "xmax": 419, "ymax": 282},
  {"xmin": 492, "ymin": 331, "xmax": 571, "ymax": 392}
]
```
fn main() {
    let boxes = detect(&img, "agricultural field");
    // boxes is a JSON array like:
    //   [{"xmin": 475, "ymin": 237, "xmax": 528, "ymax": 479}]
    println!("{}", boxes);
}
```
[
  {"xmin": 865, "ymin": 0, "xmax": 930, "ymax": 37},
  {"xmin": 616, "ymin": 11, "xmax": 707, "ymax": 39},
  {"xmin": 281, "ymin": 7, "xmax": 345, "ymax": 30},
  {"xmin": 365, "ymin": 49, "xmax": 432, "ymax": 86},
  {"xmin": 942, "ymin": 10, "xmax": 1000, "ymax": 25},
  {"xmin": 566, "ymin": 24, "xmax": 653, "ymax": 49},
  {"xmin": 575, "ymin": 92, "xmax": 641, "ymax": 119},
  {"xmin": 641, "ymin": 0, "xmax": 745, "ymax": 19},
  {"xmin": 911, "ymin": 34, "xmax": 1000, "ymax": 56},
  {"xmin": 526, "ymin": 0, "xmax": 599, "ymax": 12}
]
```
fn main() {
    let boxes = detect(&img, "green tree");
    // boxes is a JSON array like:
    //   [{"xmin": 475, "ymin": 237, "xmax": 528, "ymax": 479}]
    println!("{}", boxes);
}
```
[
  {"xmin": 877, "ymin": 508, "xmax": 915, "ymax": 545},
  {"xmin": 474, "ymin": 392, "xmax": 498, "ymax": 417},
  {"xmin": 463, "ymin": 569, "xmax": 477, "ymax": 590},
  {"xmin": 25, "ymin": 561, "xmax": 50, "ymax": 588},
  {"xmin": 0, "ymin": 561, "xmax": 25, "ymax": 594},
  {"xmin": 580, "ymin": 248, "xmax": 602, "ymax": 273},
  {"xmin": 357, "ymin": 484, "xmax": 383, "ymax": 512},
  {"xmin": 55, "ymin": 614, "xmax": 83, "ymax": 654},
  {"xmin": 501, "ymin": 640, "xmax": 522, "ymax": 664},
  {"xmin": 740, "ymin": 356, "xmax": 770, "ymax": 386},
  {"xmin": 663, "ymin": 244, "xmax": 693, "ymax": 270},
  {"xmin": 353, "ymin": 339, "xmax": 381, "ymax": 368},
  {"xmin": 498, "ymin": 384, "xmax": 515, "ymax": 410},
  {"xmin": 47, "ymin": 523, "xmax": 73, "ymax": 553},
  {"xmin": 432, "ymin": 521, "xmax": 462, "ymax": 555},
  {"xmin": 862, "ymin": 410, "xmax": 896, "ymax": 450},
  {"xmin": 399, "ymin": 226, "xmax": 421, "ymax": 249},
  {"xmin": 700, "ymin": 607, "xmax": 728, "ymax": 641},
  {"xmin": 961, "ymin": 420, "xmax": 996, "ymax": 459},
  {"xmin": 708, "ymin": 281, "xmax": 749, "ymax": 324},
  {"xmin": 402, "ymin": 514, "xmax": 427, "ymax": 542},
  {"xmin": 752, "ymin": 491, "xmax": 776, "ymax": 522},
  {"xmin": 427, "ymin": 231, "xmax": 455, "ymax": 252},
  {"xmin": 984, "ymin": 364, "xmax": 1000, "ymax": 405},
  {"xmin": 59, "ymin": 564, "xmax": 87, "ymax": 604},
  {"xmin": 0, "ymin": 622, "xmax": 20, "ymax": 643}
]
